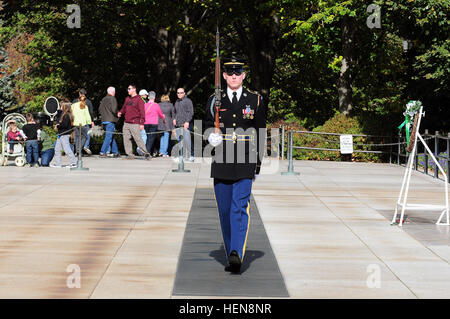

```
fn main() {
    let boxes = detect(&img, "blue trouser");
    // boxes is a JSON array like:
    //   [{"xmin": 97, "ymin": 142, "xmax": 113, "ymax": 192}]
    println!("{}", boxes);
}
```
[
  {"xmin": 84, "ymin": 124, "xmax": 91, "ymax": 148},
  {"xmin": 141, "ymin": 129, "xmax": 147, "ymax": 144},
  {"xmin": 26, "ymin": 140, "xmax": 39, "ymax": 165},
  {"xmin": 214, "ymin": 178, "xmax": 252, "ymax": 261},
  {"xmin": 159, "ymin": 131, "xmax": 170, "ymax": 155},
  {"xmin": 9, "ymin": 141, "xmax": 19, "ymax": 152},
  {"xmin": 136, "ymin": 129, "xmax": 147, "ymax": 155},
  {"xmin": 74, "ymin": 125, "xmax": 88, "ymax": 153},
  {"xmin": 100, "ymin": 122, "xmax": 118, "ymax": 155},
  {"xmin": 40, "ymin": 148, "xmax": 55, "ymax": 166}
]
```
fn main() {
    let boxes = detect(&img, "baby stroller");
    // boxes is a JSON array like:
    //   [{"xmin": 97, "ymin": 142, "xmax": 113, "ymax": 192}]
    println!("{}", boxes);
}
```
[{"xmin": 0, "ymin": 113, "xmax": 27, "ymax": 166}]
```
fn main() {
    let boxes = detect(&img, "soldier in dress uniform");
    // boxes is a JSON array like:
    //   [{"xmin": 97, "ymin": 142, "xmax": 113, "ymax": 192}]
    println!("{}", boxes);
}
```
[{"xmin": 204, "ymin": 57, "xmax": 266, "ymax": 273}]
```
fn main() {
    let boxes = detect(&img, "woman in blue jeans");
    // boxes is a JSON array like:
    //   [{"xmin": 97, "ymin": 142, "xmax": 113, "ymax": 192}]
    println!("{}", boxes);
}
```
[
  {"xmin": 157, "ymin": 94, "xmax": 175, "ymax": 157},
  {"xmin": 144, "ymin": 91, "xmax": 165, "ymax": 156}
]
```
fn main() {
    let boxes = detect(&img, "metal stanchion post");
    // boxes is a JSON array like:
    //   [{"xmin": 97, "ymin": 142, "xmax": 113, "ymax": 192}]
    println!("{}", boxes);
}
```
[
  {"xmin": 447, "ymin": 133, "xmax": 450, "ymax": 183},
  {"xmin": 414, "ymin": 148, "xmax": 418, "ymax": 171},
  {"xmin": 71, "ymin": 125, "xmax": 89, "ymax": 171},
  {"xmin": 281, "ymin": 130, "xmax": 299, "ymax": 176},
  {"xmin": 424, "ymin": 131, "xmax": 428, "ymax": 175},
  {"xmin": 281, "ymin": 125, "xmax": 285, "ymax": 160},
  {"xmin": 172, "ymin": 131, "xmax": 190, "ymax": 173},
  {"xmin": 435, "ymin": 131, "xmax": 439, "ymax": 179},
  {"xmin": 389, "ymin": 137, "xmax": 392, "ymax": 164}
]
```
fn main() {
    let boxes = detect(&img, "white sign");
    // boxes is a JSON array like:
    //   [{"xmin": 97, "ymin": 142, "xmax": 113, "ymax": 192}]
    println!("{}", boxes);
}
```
[{"xmin": 340, "ymin": 135, "xmax": 353, "ymax": 154}]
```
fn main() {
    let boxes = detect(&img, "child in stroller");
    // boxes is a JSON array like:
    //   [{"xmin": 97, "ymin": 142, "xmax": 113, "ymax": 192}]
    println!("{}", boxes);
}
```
[{"xmin": 7, "ymin": 120, "xmax": 25, "ymax": 153}]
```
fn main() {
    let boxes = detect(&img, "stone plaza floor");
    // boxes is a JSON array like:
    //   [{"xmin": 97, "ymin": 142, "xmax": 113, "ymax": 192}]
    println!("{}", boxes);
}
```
[{"xmin": 0, "ymin": 156, "xmax": 449, "ymax": 298}]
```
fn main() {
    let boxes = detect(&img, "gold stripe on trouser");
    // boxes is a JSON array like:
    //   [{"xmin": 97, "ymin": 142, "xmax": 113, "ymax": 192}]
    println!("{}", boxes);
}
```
[
  {"xmin": 213, "ymin": 189, "xmax": 229, "ymax": 259},
  {"xmin": 241, "ymin": 201, "xmax": 251, "ymax": 261}
]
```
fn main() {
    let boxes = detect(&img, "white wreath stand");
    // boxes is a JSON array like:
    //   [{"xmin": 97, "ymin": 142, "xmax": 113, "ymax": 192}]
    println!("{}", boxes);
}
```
[{"xmin": 391, "ymin": 106, "xmax": 450, "ymax": 227}]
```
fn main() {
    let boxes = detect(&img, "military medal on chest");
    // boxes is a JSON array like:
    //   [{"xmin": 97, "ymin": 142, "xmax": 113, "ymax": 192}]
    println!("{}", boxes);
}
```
[{"xmin": 243, "ymin": 105, "xmax": 254, "ymax": 119}]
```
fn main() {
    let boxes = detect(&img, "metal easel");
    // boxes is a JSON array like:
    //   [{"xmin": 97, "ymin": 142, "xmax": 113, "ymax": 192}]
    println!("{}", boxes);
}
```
[{"xmin": 391, "ymin": 106, "xmax": 449, "ymax": 226}]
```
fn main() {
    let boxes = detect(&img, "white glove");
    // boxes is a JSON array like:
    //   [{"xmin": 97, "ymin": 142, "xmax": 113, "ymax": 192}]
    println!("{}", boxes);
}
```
[
  {"xmin": 208, "ymin": 133, "xmax": 223, "ymax": 147},
  {"xmin": 253, "ymin": 174, "xmax": 259, "ymax": 182}
]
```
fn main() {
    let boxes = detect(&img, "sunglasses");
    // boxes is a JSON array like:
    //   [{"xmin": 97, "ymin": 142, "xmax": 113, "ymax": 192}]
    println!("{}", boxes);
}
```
[
  {"xmin": 127, "ymin": 87, "xmax": 134, "ymax": 90},
  {"xmin": 225, "ymin": 70, "xmax": 244, "ymax": 76},
  {"xmin": 177, "ymin": 92, "xmax": 185, "ymax": 94}
]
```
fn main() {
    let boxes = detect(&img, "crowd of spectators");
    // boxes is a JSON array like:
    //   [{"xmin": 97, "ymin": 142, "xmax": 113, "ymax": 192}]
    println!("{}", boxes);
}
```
[{"xmin": 2, "ymin": 85, "xmax": 195, "ymax": 167}]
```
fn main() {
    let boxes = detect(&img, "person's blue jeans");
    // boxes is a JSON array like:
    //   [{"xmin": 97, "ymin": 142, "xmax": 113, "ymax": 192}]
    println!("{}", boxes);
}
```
[
  {"xmin": 141, "ymin": 129, "xmax": 147, "ymax": 145},
  {"xmin": 100, "ymin": 122, "xmax": 118, "ymax": 155},
  {"xmin": 40, "ymin": 148, "xmax": 55, "ymax": 166},
  {"xmin": 9, "ymin": 141, "xmax": 19, "ymax": 152},
  {"xmin": 25, "ymin": 140, "xmax": 39, "ymax": 165},
  {"xmin": 159, "ymin": 131, "xmax": 170, "ymax": 155},
  {"xmin": 84, "ymin": 124, "xmax": 91, "ymax": 149}
]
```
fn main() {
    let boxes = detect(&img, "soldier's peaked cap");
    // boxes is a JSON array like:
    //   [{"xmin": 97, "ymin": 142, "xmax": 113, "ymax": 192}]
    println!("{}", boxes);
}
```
[{"xmin": 223, "ymin": 56, "xmax": 246, "ymax": 71}]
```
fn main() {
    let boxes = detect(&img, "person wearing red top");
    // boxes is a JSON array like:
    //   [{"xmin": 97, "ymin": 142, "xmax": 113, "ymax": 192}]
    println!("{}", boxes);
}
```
[
  {"xmin": 118, "ymin": 84, "xmax": 151, "ymax": 159},
  {"xmin": 144, "ymin": 91, "xmax": 165, "ymax": 155},
  {"xmin": 7, "ymin": 121, "xmax": 24, "ymax": 153}
]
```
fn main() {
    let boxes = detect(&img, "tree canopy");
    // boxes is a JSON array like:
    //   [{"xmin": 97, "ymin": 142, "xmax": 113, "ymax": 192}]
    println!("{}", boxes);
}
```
[{"xmin": 0, "ymin": 0, "xmax": 448, "ymax": 133}]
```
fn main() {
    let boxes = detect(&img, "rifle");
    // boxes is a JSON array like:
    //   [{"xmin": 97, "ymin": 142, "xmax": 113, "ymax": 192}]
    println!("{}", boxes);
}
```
[{"xmin": 214, "ymin": 26, "xmax": 221, "ymax": 133}]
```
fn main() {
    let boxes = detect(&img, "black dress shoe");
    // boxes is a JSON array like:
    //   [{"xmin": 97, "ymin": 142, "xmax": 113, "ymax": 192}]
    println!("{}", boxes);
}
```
[{"xmin": 224, "ymin": 250, "xmax": 241, "ymax": 273}]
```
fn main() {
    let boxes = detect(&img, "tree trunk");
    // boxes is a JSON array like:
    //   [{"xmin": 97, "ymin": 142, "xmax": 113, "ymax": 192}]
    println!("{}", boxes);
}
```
[{"xmin": 338, "ymin": 16, "xmax": 355, "ymax": 115}]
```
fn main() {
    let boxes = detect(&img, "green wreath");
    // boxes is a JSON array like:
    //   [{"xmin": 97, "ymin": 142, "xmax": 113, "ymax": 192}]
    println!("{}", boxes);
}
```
[{"xmin": 398, "ymin": 100, "xmax": 422, "ymax": 147}]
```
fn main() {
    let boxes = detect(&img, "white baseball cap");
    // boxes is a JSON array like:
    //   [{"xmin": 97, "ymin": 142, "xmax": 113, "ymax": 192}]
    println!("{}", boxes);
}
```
[{"xmin": 139, "ymin": 89, "xmax": 148, "ymax": 96}]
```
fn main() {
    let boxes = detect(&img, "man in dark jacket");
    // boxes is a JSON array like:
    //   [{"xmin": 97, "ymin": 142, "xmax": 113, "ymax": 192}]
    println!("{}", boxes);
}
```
[
  {"xmin": 174, "ymin": 88, "xmax": 194, "ymax": 161},
  {"xmin": 99, "ymin": 86, "xmax": 119, "ymax": 157},
  {"xmin": 118, "ymin": 84, "xmax": 150, "ymax": 159},
  {"xmin": 204, "ymin": 57, "xmax": 266, "ymax": 273}
]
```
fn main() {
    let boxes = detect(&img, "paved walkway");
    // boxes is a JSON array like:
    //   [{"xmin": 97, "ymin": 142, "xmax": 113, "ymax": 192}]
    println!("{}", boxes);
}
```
[{"xmin": 0, "ymin": 157, "xmax": 449, "ymax": 298}]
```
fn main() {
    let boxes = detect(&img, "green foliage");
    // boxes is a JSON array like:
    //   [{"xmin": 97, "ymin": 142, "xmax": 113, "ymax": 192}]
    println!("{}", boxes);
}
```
[
  {"xmin": 0, "ymin": 46, "xmax": 21, "ymax": 117},
  {"xmin": 292, "ymin": 113, "xmax": 384, "ymax": 162},
  {"xmin": 315, "ymin": 113, "xmax": 362, "ymax": 135},
  {"xmin": 0, "ymin": 0, "xmax": 448, "ymax": 154},
  {"xmin": 268, "ymin": 117, "xmax": 307, "ymax": 132},
  {"xmin": 267, "ymin": 87, "xmax": 297, "ymax": 124},
  {"xmin": 88, "ymin": 133, "xmax": 125, "ymax": 155},
  {"xmin": 381, "ymin": 0, "xmax": 450, "ymax": 93},
  {"xmin": 0, "ymin": 6, "xmax": 68, "ymax": 115},
  {"xmin": 378, "ymin": 0, "xmax": 450, "ymax": 128},
  {"xmin": 269, "ymin": 50, "xmax": 337, "ymax": 129},
  {"xmin": 281, "ymin": 1, "xmax": 407, "ymax": 119}
]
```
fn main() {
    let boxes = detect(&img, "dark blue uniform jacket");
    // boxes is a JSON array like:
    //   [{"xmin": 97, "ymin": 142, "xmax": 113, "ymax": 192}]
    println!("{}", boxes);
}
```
[{"xmin": 204, "ymin": 87, "xmax": 266, "ymax": 180}]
